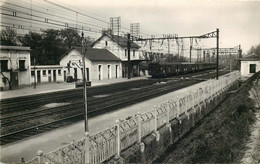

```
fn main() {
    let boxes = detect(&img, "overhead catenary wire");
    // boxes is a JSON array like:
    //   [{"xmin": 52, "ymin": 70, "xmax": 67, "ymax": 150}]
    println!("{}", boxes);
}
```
[
  {"xmin": 0, "ymin": 0, "xmax": 218, "ymax": 59},
  {"xmin": 1, "ymin": 0, "xmax": 157, "ymax": 40},
  {"xmin": 0, "ymin": 3, "xmax": 108, "ymax": 29}
]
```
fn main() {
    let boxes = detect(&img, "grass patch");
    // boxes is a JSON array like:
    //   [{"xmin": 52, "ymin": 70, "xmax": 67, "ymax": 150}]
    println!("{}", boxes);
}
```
[{"xmin": 164, "ymin": 72, "xmax": 259, "ymax": 163}]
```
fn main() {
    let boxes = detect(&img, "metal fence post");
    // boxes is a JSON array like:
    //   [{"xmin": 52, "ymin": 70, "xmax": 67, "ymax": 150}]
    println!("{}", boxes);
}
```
[
  {"xmin": 84, "ymin": 132, "xmax": 90, "ymax": 164},
  {"xmin": 57, "ymin": 148, "xmax": 62, "ymax": 163},
  {"xmin": 166, "ymin": 100, "xmax": 172, "ymax": 135},
  {"xmin": 184, "ymin": 94, "xmax": 187, "ymax": 116},
  {"xmin": 154, "ymin": 106, "xmax": 157, "ymax": 132},
  {"xmin": 166, "ymin": 101, "xmax": 170, "ymax": 124},
  {"xmin": 137, "ymin": 112, "xmax": 142, "ymax": 143},
  {"xmin": 115, "ymin": 120, "xmax": 121, "ymax": 158},
  {"xmin": 176, "ymin": 98, "xmax": 180, "ymax": 119},
  {"xmin": 184, "ymin": 94, "xmax": 190, "ymax": 119},
  {"xmin": 36, "ymin": 150, "xmax": 43, "ymax": 163},
  {"xmin": 153, "ymin": 106, "xmax": 160, "ymax": 141},
  {"xmin": 192, "ymin": 91, "xmax": 196, "ymax": 112}
]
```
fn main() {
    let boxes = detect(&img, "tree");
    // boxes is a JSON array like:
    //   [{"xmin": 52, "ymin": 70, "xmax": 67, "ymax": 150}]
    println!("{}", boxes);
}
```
[
  {"xmin": 255, "ymin": 44, "xmax": 260, "ymax": 56},
  {"xmin": 60, "ymin": 28, "xmax": 81, "ymax": 49},
  {"xmin": 247, "ymin": 44, "xmax": 260, "ymax": 57},
  {"xmin": 0, "ymin": 28, "xmax": 18, "ymax": 46},
  {"xmin": 165, "ymin": 54, "xmax": 179, "ymax": 63},
  {"xmin": 41, "ymin": 29, "xmax": 66, "ymax": 65},
  {"xmin": 19, "ymin": 32, "xmax": 43, "ymax": 65}
]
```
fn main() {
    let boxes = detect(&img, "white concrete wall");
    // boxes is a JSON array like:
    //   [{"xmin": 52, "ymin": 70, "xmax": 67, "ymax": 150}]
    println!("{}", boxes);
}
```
[
  {"xmin": 0, "ymin": 49, "xmax": 31, "ymax": 90},
  {"xmin": 59, "ymin": 49, "xmax": 92, "ymax": 81},
  {"xmin": 91, "ymin": 61, "xmax": 122, "ymax": 80},
  {"xmin": 241, "ymin": 61, "xmax": 260, "ymax": 76},
  {"xmin": 30, "ymin": 67, "xmax": 64, "ymax": 84},
  {"xmin": 92, "ymin": 35, "xmax": 141, "ymax": 61}
]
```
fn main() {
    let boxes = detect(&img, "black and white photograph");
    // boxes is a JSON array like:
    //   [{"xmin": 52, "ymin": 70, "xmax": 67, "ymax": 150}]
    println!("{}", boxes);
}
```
[{"xmin": 0, "ymin": 0, "xmax": 260, "ymax": 163}]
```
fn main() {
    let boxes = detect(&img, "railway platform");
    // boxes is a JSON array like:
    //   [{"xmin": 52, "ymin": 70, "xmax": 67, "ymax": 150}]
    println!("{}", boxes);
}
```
[
  {"xmin": 0, "ymin": 77, "xmax": 203, "ymax": 163},
  {"xmin": 0, "ymin": 76, "xmax": 148, "ymax": 99}
]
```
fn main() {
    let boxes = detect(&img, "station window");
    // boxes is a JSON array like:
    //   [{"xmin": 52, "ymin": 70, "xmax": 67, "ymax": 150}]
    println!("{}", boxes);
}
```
[
  {"xmin": 48, "ymin": 70, "xmax": 51, "ymax": 75},
  {"xmin": 105, "ymin": 41, "xmax": 108, "ymax": 46},
  {"xmin": 31, "ymin": 71, "xmax": 35, "ymax": 77},
  {"xmin": 0, "ymin": 60, "xmax": 8, "ymax": 72},
  {"xmin": 249, "ymin": 64, "xmax": 256, "ymax": 73},
  {"xmin": 43, "ymin": 70, "xmax": 47, "ymax": 76},
  {"xmin": 125, "ymin": 49, "xmax": 127, "ymax": 57},
  {"xmin": 133, "ymin": 50, "xmax": 135, "ymax": 57},
  {"xmin": 19, "ymin": 60, "xmax": 26, "ymax": 71},
  {"xmin": 58, "ymin": 69, "xmax": 61, "ymax": 75}
]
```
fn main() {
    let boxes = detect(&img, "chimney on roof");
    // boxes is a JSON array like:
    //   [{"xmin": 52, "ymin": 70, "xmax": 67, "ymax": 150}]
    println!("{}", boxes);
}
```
[{"xmin": 102, "ymin": 29, "xmax": 113, "ymax": 35}]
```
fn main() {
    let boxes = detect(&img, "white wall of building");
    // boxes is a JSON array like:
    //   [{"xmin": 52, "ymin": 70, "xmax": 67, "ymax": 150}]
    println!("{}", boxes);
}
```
[
  {"xmin": 30, "ymin": 66, "xmax": 64, "ymax": 84},
  {"xmin": 241, "ymin": 60, "xmax": 260, "ymax": 76},
  {"xmin": 60, "ymin": 49, "xmax": 122, "ymax": 81},
  {"xmin": 0, "ymin": 47, "xmax": 31, "ymax": 90},
  {"xmin": 92, "ymin": 35, "xmax": 141, "ymax": 61},
  {"xmin": 91, "ymin": 61, "xmax": 122, "ymax": 80},
  {"xmin": 60, "ymin": 49, "xmax": 92, "ymax": 81}
]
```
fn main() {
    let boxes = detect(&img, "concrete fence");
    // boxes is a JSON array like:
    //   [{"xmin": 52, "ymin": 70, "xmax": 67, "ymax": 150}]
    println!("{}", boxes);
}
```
[{"xmin": 26, "ymin": 71, "xmax": 240, "ymax": 164}]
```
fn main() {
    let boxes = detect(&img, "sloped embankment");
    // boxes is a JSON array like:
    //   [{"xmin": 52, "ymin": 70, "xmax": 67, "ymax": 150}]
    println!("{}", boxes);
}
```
[{"xmin": 160, "ymin": 72, "xmax": 260, "ymax": 163}]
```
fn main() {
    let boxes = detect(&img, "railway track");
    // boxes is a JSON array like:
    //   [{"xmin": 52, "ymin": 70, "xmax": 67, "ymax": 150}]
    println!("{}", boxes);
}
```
[
  {"xmin": 0, "ymin": 79, "xmax": 156, "ymax": 115},
  {"xmin": 1, "ymin": 78, "xmax": 188, "ymax": 127},
  {"xmin": 0, "ymin": 70, "xmax": 229, "ymax": 145},
  {"xmin": 0, "ymin": 79, "xmax": 199, "ymax": 145}
]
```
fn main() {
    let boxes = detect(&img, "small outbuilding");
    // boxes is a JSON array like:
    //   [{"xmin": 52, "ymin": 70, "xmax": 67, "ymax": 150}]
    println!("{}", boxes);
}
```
[
  {"xmin": 59, "ymin": 47, "xmax": 122, "ymax": 81},
  {"xmin": 30, "ymin": 65, "xmax": 64, "ymax": 84},
  {"xmin": 240, "ymin": 53, "xmax": 260, "ymax": 77},
  {"xmin": 0, "ymin": 45, "xmax": 31, "ymax": 90}
]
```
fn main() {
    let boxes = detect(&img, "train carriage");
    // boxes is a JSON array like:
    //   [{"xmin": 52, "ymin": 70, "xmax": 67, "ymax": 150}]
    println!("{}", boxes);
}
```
[{"xmin": 148, "ymin": 62, "xmax": 216, "ymax": 78}]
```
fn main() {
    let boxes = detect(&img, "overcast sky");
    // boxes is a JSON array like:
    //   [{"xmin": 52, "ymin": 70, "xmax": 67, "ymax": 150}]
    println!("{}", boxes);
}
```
[{"xmin": 53, "ymin": 0, "xmax": 260, "ymax": 53}]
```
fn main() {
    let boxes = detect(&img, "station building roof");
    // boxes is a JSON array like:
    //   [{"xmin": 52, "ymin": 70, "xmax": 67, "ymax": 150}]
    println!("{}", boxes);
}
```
[
  {"xmin": 59, "ymin": 47, "xmax": 121, "ymax": 62},
  {"xmin": 91, "ymin": 33, "xmax": 140, "ymax": 49},
  {"xmin": 241, "ymin": 53, "xmax": 260, "ymax": 61},
  {"xmin": 32, "ymin": 65, "xmax": 64, "ymax": 69},
  {"xmin": 0, "ymin": 45, "xmax": 31, "ymax": 51}
]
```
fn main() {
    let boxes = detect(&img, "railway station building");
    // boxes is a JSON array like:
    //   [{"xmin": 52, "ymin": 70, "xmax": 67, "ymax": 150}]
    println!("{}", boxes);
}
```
[
  {"xmin": 91, "ymin": 32, "xmax": 143, "ymax": 77},
  {"xmin": 0, "ymin": 45, "xmax": 31, "ymax": 90},
  {"xmin": 240, "ymin": 53, "xmax": 260, "ymax": 77},
  {"xmin": 30, "ymin": 65, "xmax": 64, "ymax": 84},
  {"xmin": 59, "ymin": 47, "xmax": 122, "ymax": 81}
]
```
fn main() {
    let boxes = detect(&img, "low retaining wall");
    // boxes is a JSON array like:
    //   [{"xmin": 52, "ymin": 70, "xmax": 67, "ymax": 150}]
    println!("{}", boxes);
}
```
[{"xmin": 107, "ymin": 80, "xmax": 239, "ymax": 163}]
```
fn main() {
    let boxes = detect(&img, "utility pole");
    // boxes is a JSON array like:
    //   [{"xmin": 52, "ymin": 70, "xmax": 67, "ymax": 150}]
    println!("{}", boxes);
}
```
[
  {"xmin": 190, "ymin": 46, "xmax": 192, "ymax": 62},
  {"xmin": 238, "ymin": 44, "xmax": 242, "ymax": 71},
  {"xmin": 127, "ymin": 33, "xmax": 131, "ymax": 79},
  {"xmin": 33, "ymin": 56, "xmax": 36, "ymax": 89},
  {"xmin": 216, "ymin": 28, "xmax": 219, "ymax": 80},
  {"xmin": 82, "ymin": 31, "xmax": 88, "ymax": 132},
  {"xmin": 203, "ymin": 50, "xmax": 206, "ymax": 62},
  {"xmin": 168, "ymin": 39, "xmax": 170, "ymax": 54},
  {"xmin": 190, "ymin": 38, "xmax": 193, "ymax": 62},
  {"xmin": 229, "ymin": 53, "xmax": 232, "ymax": 73}
]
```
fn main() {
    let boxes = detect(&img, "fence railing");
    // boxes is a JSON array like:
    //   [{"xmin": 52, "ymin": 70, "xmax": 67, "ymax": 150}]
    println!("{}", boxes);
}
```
[{"xmin": 26, "ymin": 71, "xmax": 240, "ymax": 164}]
